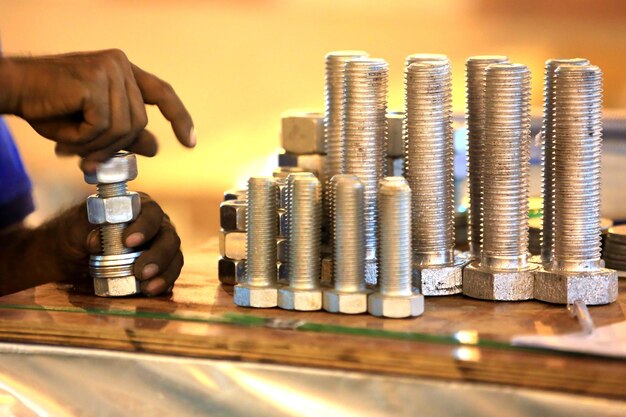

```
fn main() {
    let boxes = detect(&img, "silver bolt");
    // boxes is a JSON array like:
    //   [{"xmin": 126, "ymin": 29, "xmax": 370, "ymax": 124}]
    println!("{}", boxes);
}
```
[
  {"xmin": 234, "ymin": 176, "xmax": 278, "ymax": 308},
  {"xmin": 323, "ymin": 175, "xmax": 370, "ymax": 314},
  {"xmin": 404, "ymin": 60, "xmax": 464, "ymax": 295},
  {"xmin": 343, "ymin": 57, "xmax": 388, "ymax": 284},
  {"xmin": 465, "ymin": 55, "xmax": 509, "ymax": 259},
  {"xmin": 278, "ymin": 176, "xmax": 323, "ymax": 310},
  {"xmin": 535, "ymin": 64, "xmax": 617, "ymax": 305},
  {"xmin": 463, "ymin": 63, "xmax": 536, "ymax": 301},
  {"xmin": 539, "ymin": 58, "xmax": 589, "ymax": 266},
  {"xmin": 369, "ymin": 177, "xmax": 424, "ymax": 318}
]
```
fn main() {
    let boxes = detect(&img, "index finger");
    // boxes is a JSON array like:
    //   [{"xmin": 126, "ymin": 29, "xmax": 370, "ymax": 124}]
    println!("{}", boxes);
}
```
[{"xmin": 130, "ymin": 63, "xmax": 196, "ymax": 148}]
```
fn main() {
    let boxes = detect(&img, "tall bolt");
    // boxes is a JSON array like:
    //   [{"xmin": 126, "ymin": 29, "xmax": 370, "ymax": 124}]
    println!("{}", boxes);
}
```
[
  {"xmin": 463, "ymin": 63, "xmax": 536, "ymax": 301},
  {"xmin": 323, "ymin": 175, "xmax": 370, "ymax": 314},
  {"xmin": 534, "ymin": 64, "xmax": 618, "ymax": 305},
  {"xmin": 465, "ymin": 55, "xmax": 509, "ymax": 259},
  {"xmin": 234, "ymin": 176, "xmax": 278, "ymax": 308},
  {"xmin": 539, "ymin": 58, "xmax": 589, "ymax": 266},
  {"xmin": 404, "ymin": 60, "xmax": 464, "ymax": 295},
  {"xmin": 278, "ymin": 176, "xmax": 323, "ymax": 310},
  {"xmin": 343, "ymin": 57, "xmax": 388, "ymax": 285}
]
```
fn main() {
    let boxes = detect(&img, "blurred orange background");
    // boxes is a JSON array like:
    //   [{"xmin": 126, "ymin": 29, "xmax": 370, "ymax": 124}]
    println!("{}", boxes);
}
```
[{"xmin": 1, "ymin": 0, "xmax": 625, "ymax": 247}]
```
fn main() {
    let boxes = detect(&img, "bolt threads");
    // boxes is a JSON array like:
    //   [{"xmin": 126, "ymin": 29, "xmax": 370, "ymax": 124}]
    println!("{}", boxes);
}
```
[
  {"xmin": 285, "ymin": 172, "xmax": 315, "ymax": 262},
  {"xmin": 333, "ymin": 175, "xmax": 366, "ymax": 292},
  {"xmin": 97, "ymin": 182, "xmax": 127, "ymax": 198},
  {"xmin": 540, "ymin": 58, "xmax": 590, "ymax": 265},
  {"xmin": 378, "ymin": 177, "xmax": 413, "ymax": 296},
  {"xmin": 404, "ymin": 60, "xmax": 454, "ymax": 266},
  {"xmin": 97, "ymin": 182, "xmax": 131, "ymax": 255},
  {"xmin": 288, "ymin": 177, "xmax": 322, "ymax": 289},
  {"xmin": 465, "ymin": 56, "xmax": 509, "ymax": 259},
  {"xmin": 481, "ymin": 63, "xmax": 532, "ymax": 270},
  {"xmin": 551, "ymin": 64, "xmax": 603, "ymax": 272},
  {"xmin": 246, "ymin": 176, "xmax": 278, "ymax": 285},
  {"xmin": 343, "ymin": 58, "xmax": 388, "ymax": 264}
]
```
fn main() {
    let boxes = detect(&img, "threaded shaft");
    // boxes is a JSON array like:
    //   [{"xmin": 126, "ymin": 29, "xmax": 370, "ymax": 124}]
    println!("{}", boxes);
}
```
[
  {"xmin": 551, "ymin": 64, "xmax": 603, "ymax": 272},
  {"xmin": 404, "ymin": 60, "xmax": 454, "ymax": 266},
  {"xmin": 378, "ymin": 177, "xmax": 413, "ymax": 296},
  {"xmin": 333, "ymin": 175, "xmax": 366, "ymax": 292},
  {"xmin": 481, "ymin": 63, "xmax": 531, "ymax": 270},
  {"xmin": 246, "ymin": 176, "xmax": 277, "ymax": 286},
  {"xmin": 96, "ymin": 182, "xmax": 131, "ymax": 255},
  {"xmin": 343, "ymin": 58, "xmax": 388, "ymax": 266},
  {"xmin": 465, "ymin": 55, "xmax": 509, "ymax": 259},
  {"xmin": 285, "ymin": 172, "xmax": 315, "ymax": 263},
  {"xmin": 288, "ymin": 177, "xmax": 322, "ymax": 289},
  {"xmin": 540, "ymin": 58, "xmax": 590, "ymax": 265}
]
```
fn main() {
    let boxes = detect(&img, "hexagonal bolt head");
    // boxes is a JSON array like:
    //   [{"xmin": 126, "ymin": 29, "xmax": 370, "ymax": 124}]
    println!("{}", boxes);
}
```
[
  {"xmin": 219, "ymin": 230, "xmax": 246, "ymax": 259},
  {"xmin": 462, "ymin": 262, "xmax": 536, "ymax": 301},
  {"xmin": 84, "ymin": 152, "xmax": 138, "ymax": 184},
  {"xmin": 281, "ymin": 111, "xmax": 325, "ymax": 154},
  {"xmin": 534, "ymin": 268, "xmax": 618, "ymax": 305},
  {"xmin": 220, "ymin": 200, "xmax": 247, "ymax": 232},
  {"xmin": 87, "ymin": 192, "xmax": 141, "ymax": 225},
  {"xmin": 296, "ymin": 154, "xmax": 326, "ymax": 184},
  {"xmin": 413, "ymin": 258, "xmax": 466, "ymax": 296},
  {"xmin": 277, "ymin": 237, "xmax": 287, "ymax": 262},
  {"xmin": 386, "ymin": 111, "xmax": 404, "ymax": 157},
  {"xmin": 93, "ymin": 276, "xmax": 140, "ymax": 297},
  {"xmin": 223, "ymin": 188, "xmax": 247, "ymax": 202},
  {"xmin": 323, "ymin": 289, "xmax": 371, "ymax": 314},
  {"xmin": 234, "ymin": 284, "xmax": 278, "ymax": 308},
  {"xmin": 218, "ymin": 257, "xmax": 246, "ymax": 285},
  {"xmin": 368, "ymin": 292, "xmax": 424, "ymax": 318},
  {"xmin": 278, "ymin": 287, "xmax": 323, "ymax": 311}
]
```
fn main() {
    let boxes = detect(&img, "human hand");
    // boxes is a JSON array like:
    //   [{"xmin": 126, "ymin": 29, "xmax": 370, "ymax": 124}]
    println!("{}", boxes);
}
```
[{"xmin": 0, "ymin": 49, "xmax": 195, "ymax": 170}]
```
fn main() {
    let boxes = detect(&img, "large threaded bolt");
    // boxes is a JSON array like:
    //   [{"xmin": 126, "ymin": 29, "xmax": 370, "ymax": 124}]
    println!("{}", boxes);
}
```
[
  {"xmin": 465, "ymin": 55, "xmax": 509, "ymax": 260},
  {"xmin": 540, "ymin": 58, "xmax": 589, "ymax": 266},
  {"xmin": 278, "ymin": 176, "xmax": 323, "ymax": 310},
  {"xmin": 463, "ymin": 63, "xmax": 536, "ymax": 301},
  {"xmin": 535, "ymin": 64, "xmax": 618, "ymax": 305},
  {"xmin": 284, "ymin": 172, "xmax": 316, "ymax": 282},
  {"xmin": 323, "ymin": 175, "xmax": 370, "ymax": 314},
  {"xmin": 234, "ymin": 176, "xmax": 278, "ymax": 308},
  {"xmin": 343, "ymin": 57, "xmax": 388, "ymax": 285},
  {"xmin": 404, "ymin": 60, "xmax": 464, "ymax": 295},
  {"xmin": 369, "ymin": 177, "xmax": 424, "ymax": 318}
]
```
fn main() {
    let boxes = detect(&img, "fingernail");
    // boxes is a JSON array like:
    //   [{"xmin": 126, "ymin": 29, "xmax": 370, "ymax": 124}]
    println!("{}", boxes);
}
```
[
  {"xmin": 126, "ymin": 232, "xmax": 144, "ymax": 247},
  {"xmin": 142, "ymin": 263, "xmax": 159, "ymax": 280},
  {"xmin": 189, "ymin": 126, "xmax": 197, "ymax": 147},
  {"xmin": 145, "ymin": 277, "xmax": 166, "ymax": 295}
]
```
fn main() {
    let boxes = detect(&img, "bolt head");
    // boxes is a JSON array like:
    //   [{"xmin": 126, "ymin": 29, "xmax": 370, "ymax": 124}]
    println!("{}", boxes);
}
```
[
  {"xmin": 278, "ymin": 287, "xmax": 323, "ymax": 311},
  {"xmin": 234, "ymin": 284, "xmax": 278, "ymax": 308},
  {"xmin": 219, "ymin": 230, "xmax": 246, "ymax": 259},
  {"xmin": 281, "ymin": 111, "xmax": 325, "ymax": 154},
  {"xmin": 462, "ymin": 261, "xmax": 536, "ymax": 301},
  {"xmin": 218, "ymin": 257, "xmax": 246, "ymax": 285},
  {"xmin": 84, "ymin": 152, "xmax": 138, "ymax": 184},
  {"xmin": 93, "ymin": 276, "xmax": 140, "ymax": 297},
  {"xmin": 86, "ymin": 192, "xmax": 141, "ymax": 225},
  {"xmin": 413, "ymin": 258, "xmax": 466, "ymax": 296},
  {"xmin": 220, "ymin": 200, "xmax": 247, "ymax": 232},
  {"xmin": 534, "ymin": 267, "xmax": 618, "ymax": 305},
  {"xmin": 323, "ymin": 289, "xmax": 370, "ymax": 314},
  {"xmin": 368, "ymin": 292, "xmax": 424, "ymax": 318}
]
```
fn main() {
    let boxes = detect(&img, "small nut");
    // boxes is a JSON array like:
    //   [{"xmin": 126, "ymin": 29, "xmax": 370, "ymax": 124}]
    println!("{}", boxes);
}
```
[
  {"xmin": 219, "ymin": 230, "xmax": 246, "ymax": 259},
  {"xmin": 224, "ymin": 188, "xmax": 247, "ymax": 201},
  {"xmin": 234, "ymin": 283, "xmax": 278, "ymax": 308},
  {"xmin": 87, "ymin": 192, "xmax": 141, "ymax": 225},
  {"xmin": 220, "ymin": 200, "xmax": 247, "ymax": 232},
  {"xmin": 386, "ymin": 157, "xmax": 403, "ymax": 177},
  {"xmin": 368, "ymin": 292, "xmax": 424, "ymax": 318},
  {"xmin": 281, "ymin": 111, "xmax": 325, "ymax": 154},
  {"xmin": 93, "ymin": 276, "xmax": 140, "ymax": 297},
  {"xmin": 218, "ymin": 257, "xmax": 246, "ymax": 285},
  {"xmin": 84, "ymin": 152, "xmax": 138, "ymax": 184},
  {"xmin": 323, "ymin": 289, "xmax": 371, "ymax": 314},
  {"xmin": 462, "ymin": 262, "xmax": 535, "ymax": 301},
  {"xmin": 534, "ymin": 267, "xmax": 618, "ymax": 305},
  {"xmin": 387, "ymin": 111, "xmax": 404, "ymax": 157},
  {"xmin": 297, "ymin": 154, "xmax": 326, "ymax": 184},
  {"xmin": 278, "ymin": 287, "xmax": 323, "ymax": 311},
  {"xmin": 413, "ymin": 258, "xmax": 466, "ymax": 296}
]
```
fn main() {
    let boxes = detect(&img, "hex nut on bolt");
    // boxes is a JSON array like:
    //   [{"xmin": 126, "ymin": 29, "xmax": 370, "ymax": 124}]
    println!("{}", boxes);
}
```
[
  {"xmin": 220, "ymin": 200, "xmax": 247, "ymax": 232},
  {"xmin": 281, "ymin": 111, "xmax": 325, "ymax": 155},
  {"xmin": 219, "ymin": 230, "xmax": 246, "ymax": 259},
  {"xmin": 218, "ymin": 257, "xmax": 246, "ymax": 286},
  {"xmin": 93, "ymin": 276, "xmax": 140, "ymax": 297},
  {"xmin": 87, "ymin": 192, "xmax": 141, "ymax": 224},
  {"xmin": 84, "ymin": 153, "xmax": 138, "ymax": 184}
]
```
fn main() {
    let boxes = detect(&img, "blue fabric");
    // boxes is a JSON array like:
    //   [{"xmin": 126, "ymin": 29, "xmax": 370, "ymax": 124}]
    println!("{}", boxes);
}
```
[{"xmin": 0, "ymin": 118, "xmax": 34, "ymax": 227}]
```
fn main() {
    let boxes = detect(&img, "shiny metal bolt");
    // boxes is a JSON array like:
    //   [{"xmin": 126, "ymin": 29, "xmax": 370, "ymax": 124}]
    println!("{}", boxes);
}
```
[
  {"xmin": 323, "ymin": 175, "xmax": 371, "ymax": 314},
  {"xmin": 465, "ymin": 55, "xmax": 509, "ymax": 259},
  {"xmin": 463, "ymin": 63, "xmax": 536, "ymax": 301},
  {"xmin": 234, "ymin": 176, "xmax": 278, "ymax": 308},
  {"xmin": 540, "ymin": 58, "xmax": 589, "ymax": 266},
  {"xmin": 343, "ymin": 58, "xmax": 388, "ymax": 285},
  {"xmin": 535, "ymin": 64, "xmax": 618, "ymax": 305},
  {"xmin": 369, "ymin": 177, "xmax": 424, "ymax": 318},
  {"xmin": 278, "ymin": 176, "xmax": 323, "ymax": 310},
  {"xmin": 404, "ymin": 60, "xmax": 464, "ymax": 295}
]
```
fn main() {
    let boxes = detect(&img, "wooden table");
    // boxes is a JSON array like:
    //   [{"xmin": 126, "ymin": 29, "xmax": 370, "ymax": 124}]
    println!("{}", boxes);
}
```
[{"xmin": 0, "ymin": 240, "xmax": 625, "ymax": 399}]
